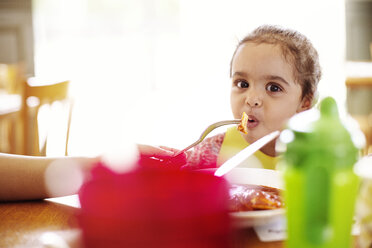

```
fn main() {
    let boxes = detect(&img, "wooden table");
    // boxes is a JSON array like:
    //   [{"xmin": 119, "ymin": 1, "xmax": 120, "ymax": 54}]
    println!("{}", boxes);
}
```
[
  {"xmin": 0, "ymin": 199, "xmax": 360, "ymax": 248},
  {"xmin": 0, "ymin": 199, "xmax": 285, "ymax": 248},
  {"xmin": 0, "ymin": 200, "xmax": 82, "ymax": 248}
]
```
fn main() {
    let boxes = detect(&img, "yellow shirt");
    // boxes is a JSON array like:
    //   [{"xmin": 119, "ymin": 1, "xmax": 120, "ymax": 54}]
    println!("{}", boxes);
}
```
[{"xmin": 217, "ymin": 127, "xmax": 278, "ymax": 170}]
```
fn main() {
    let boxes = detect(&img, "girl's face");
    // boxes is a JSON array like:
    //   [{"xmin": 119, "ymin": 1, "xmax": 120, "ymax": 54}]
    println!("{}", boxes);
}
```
[{"xmin": 230, "ymin": 42, "xmax": 310, "ymax": 156}]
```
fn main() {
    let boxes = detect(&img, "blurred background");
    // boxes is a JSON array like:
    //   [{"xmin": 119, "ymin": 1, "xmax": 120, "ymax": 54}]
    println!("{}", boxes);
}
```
[{"xmin": 0, "ymin": 0, "xmax": 371, "ymax": 156}]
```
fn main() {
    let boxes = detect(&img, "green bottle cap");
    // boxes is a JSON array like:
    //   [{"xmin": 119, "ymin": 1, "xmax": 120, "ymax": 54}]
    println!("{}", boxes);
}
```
[
  {"xmin": 280, "ymin": 97, "xmax": 362, "ymax": 246},
  {"xmin": 281, "ymin": 96, "xmax": 359, "ymax": 170}
]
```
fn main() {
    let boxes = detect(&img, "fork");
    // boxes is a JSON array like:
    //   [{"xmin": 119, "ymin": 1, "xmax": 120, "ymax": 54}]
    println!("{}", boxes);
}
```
[{"xmin": 173, "ymin": 119, "xmax": 241, "ymax": 157}]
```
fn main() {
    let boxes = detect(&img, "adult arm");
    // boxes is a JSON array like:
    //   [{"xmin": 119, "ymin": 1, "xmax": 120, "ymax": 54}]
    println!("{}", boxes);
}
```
[
  {"xmin": 0, "ymin": 153, "xmax": 99, "ymax": 201},
  {"xmin": 0, "ymin": 145, "xmax": 183, "ymax": 201}
]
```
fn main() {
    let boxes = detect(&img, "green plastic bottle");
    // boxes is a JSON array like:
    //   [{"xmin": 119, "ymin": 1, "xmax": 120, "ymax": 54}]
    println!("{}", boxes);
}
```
[{"xmin": 279, "ymin": 97, "xmax": 360, "ymax": 248}]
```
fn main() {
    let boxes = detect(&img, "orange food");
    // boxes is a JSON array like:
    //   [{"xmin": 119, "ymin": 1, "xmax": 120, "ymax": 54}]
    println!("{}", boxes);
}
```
[
  {"xmin": 237, "ymin": 112, "xmax": 248, "ymax": 134},
  {"xmin": 229, "ymin": 184, "xmax": 284, "ymax": 212}
]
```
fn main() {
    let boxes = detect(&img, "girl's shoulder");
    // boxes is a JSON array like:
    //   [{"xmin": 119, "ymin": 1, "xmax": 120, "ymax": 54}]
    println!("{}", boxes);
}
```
[{"xmin": 192, "ymin": 132, "xmax": 225, "ymax": 154}]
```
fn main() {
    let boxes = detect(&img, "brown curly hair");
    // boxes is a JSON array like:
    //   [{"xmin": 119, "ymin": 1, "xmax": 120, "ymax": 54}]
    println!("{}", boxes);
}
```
[{"xmin": 230, "ymin": 25, "xmax": 322, "ymax": 103}]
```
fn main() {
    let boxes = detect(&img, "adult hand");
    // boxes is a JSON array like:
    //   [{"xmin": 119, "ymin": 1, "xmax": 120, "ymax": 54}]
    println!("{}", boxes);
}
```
[
  {"xmin": 137, "ymin": 144, "xmax": 176, "ymax": 157},
  {"xmin": 137, "ymin": 144, "xmax": 187, "ymax": 169}
]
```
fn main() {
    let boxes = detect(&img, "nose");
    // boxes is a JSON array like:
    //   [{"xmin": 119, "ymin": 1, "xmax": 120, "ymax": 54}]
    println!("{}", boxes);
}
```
[{"xmin": 245, "ymin": 89, "xmax": 262, "ymax": 107}]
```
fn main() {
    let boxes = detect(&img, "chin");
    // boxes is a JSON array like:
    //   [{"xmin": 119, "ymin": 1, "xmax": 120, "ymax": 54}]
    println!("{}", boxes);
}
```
[{"xmin": 244, "ymin": 133, "xmax": 260, "ymax": 144}]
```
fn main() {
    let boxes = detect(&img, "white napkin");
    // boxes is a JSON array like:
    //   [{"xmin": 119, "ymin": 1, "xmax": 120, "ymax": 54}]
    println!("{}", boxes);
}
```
[{"xmin": 254, "ymin": 216, "xmax": 361, "ymax": 242}]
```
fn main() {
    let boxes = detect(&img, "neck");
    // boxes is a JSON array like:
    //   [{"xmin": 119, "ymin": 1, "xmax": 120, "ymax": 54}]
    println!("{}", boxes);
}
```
[
  {"xmin": 259, "ymin": 140, "xmax": 277, "ymax": 157},
  {"xmin": 240, "ymin": 132, "xmax": 278, "ymax": 157}
]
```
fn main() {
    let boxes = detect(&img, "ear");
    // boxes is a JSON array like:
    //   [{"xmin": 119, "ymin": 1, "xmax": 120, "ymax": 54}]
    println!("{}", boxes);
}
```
[{"xmin": 296, "ymin": 97, "xmax": 311, "ymax": 113}]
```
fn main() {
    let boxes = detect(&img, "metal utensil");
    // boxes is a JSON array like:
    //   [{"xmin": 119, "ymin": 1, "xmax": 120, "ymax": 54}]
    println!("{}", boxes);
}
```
[
  {"xmin": 214, "ymin": 130, "xmax": 280, "ymax": 177},
  {"xmin": 173, "ymin": 119, "xmax": 241, "ymax": 157}
]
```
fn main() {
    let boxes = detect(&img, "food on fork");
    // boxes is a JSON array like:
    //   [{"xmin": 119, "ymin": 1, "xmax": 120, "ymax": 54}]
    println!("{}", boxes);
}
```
[
  {"xmin": 229, "ymin": 184, "xmax": 284, "ymax": 211},
  {"xmin": 237, "ymin": 112, "xmax": 248, "ymax": 134}
]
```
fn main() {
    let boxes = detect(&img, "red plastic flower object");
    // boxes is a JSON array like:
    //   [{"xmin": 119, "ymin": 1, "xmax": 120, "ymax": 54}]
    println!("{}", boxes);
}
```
[{"xmin": 78, "ymin": 162, "xmax": 232, "ymax": 248}]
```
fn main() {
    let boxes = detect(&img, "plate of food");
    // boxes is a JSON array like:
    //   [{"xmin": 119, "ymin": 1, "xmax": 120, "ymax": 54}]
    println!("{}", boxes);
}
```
[{"xmin": 224, "ymin": 168, "xmax": 285, "ymax": 227}]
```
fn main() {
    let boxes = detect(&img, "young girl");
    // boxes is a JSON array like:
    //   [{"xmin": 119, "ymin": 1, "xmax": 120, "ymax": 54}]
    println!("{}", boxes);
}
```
[{"xmin": 185, "ymin": 25, "xmax": 321, "ymax": 170}]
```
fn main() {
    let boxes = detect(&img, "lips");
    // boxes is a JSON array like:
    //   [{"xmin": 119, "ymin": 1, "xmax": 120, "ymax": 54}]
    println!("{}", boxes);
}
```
[{"xmin": 246, "ymin": 115, "xmax": 259, "ymax": 128}]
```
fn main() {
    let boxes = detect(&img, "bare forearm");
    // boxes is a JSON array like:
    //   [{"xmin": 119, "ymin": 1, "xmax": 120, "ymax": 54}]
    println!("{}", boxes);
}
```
[{"xmin": 0, "ymin": 153, "xmax": 98, "ymax": 201}]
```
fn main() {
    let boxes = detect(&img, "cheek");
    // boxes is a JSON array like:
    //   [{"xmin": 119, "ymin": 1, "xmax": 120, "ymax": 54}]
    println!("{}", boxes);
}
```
[
  {"xmin": 230, "ymin": 93, "xmax": 241, "ymax": 118},
  {"xmin": 265, "ymin": 102, "xmax": 298, "ymax": 127}
]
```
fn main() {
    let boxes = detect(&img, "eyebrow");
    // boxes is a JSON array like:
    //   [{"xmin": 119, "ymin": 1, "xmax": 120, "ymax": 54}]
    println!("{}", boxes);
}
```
[
  {"xmin": 232, "ymin": 71, "xmax": 290, "ymax": 86},
  {"xmin": 231, "ymin": 71, "xmax": 247, "ymax": 78},
  {"xmin": 263, "ymin": 75, "xmax": 290, "ymax": 86}
]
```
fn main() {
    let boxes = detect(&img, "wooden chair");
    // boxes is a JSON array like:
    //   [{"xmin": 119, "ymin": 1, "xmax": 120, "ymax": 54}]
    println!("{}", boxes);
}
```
[
  {"xmin": 0, "ymin": 62, "xmax": 24, "ymax": 94},
  {"xmin": 346, "ymin": 76, "xmax": 372, "ymax": 156},
  {"xmin": 0, "ymin": 95, "xmax": 21, "ymax": 154},
  {"xmin": 21, "ymin": 78, "xmax": 72, "ymax": 156},
  {"xmin": 0, "ymin": 63, "xmax": 24, "ymax": 154},
  {"xmin": 352, "ymin": 114, "xmax": 372, "ymax": 155}
]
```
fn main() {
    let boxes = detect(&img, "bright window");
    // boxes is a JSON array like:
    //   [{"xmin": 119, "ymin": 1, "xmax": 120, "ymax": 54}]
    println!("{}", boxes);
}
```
[{"xmin": 32, "ymin": 0, "xmax": 346, "ymax": 156}]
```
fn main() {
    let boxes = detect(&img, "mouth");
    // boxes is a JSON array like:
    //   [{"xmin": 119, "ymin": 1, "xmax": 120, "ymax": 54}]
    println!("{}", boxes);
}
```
[{"xmin": 247, "ymin": 115, "xmax": 259, "ymax": 128}]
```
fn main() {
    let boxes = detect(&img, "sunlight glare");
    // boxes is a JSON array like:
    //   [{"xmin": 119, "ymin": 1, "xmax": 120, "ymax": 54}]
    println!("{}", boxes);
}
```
[{"xmin": 44, "ymin": 158, "xmax": 84, "ymax": 197}]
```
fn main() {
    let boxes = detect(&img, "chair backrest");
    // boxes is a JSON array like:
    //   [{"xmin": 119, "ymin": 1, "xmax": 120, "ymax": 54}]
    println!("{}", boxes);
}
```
[
  {"xmin": 0, "ymin": 95, "xmax": 21, "ymax": 154},
  {"xmin": 21, "ymin": 78, "xmax": 72, "ymax": 156},
  {"xmin": 0, "ymin": 63, "xmax": 24, "ymax": 154},
  {"xmin": 0, "ymin": 63, "xmax": 25, "ymax": 94}
]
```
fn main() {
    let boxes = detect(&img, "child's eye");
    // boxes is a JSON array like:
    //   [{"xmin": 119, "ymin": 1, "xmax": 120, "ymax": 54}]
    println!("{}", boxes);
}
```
[
  {"xmin": 235, "ymin": 80, "xmax": 249, "ymax": 88},
  {"xmin": 266, "ymin": 83, "xmax": 282, "ymax": 92}
]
